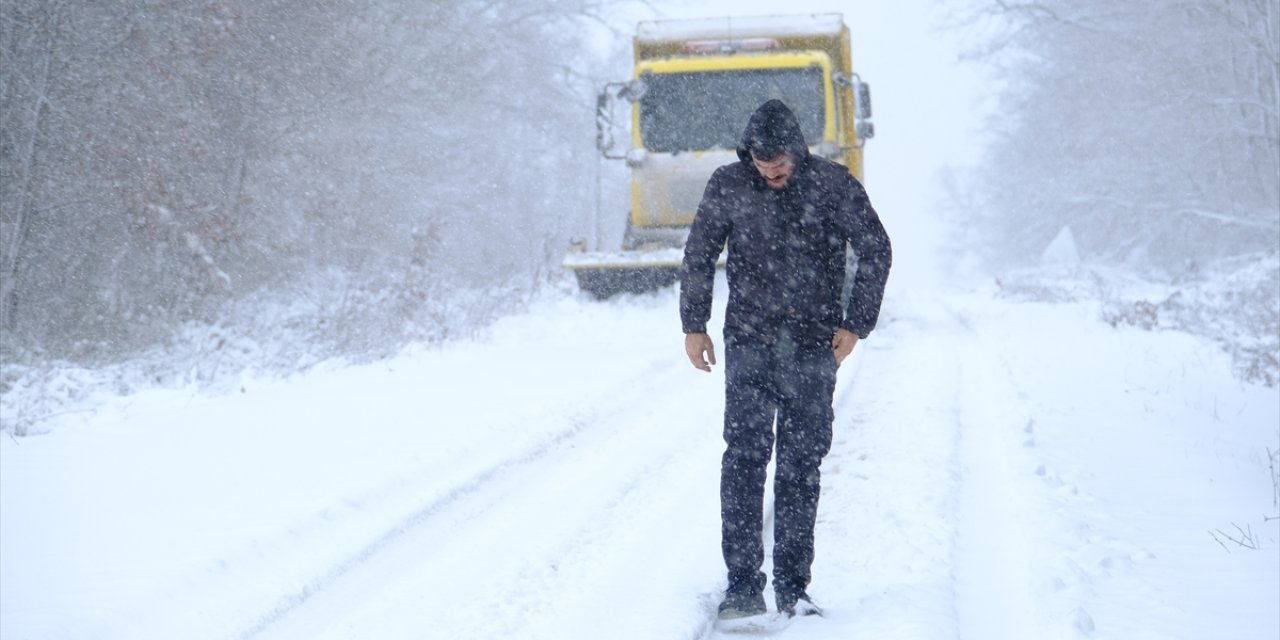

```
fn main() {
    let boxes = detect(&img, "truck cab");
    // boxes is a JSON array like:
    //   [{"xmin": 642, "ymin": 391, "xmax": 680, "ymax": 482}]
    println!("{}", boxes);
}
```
[{"xmin": 567, "ymin": 13, "xmax": 874, "ymax": 298}]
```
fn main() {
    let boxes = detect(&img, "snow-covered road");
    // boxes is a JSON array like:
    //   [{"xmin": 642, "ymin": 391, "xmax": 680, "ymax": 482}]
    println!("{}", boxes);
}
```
[
  {"xmin": 3, "ymin": 279, "xmax": 1276, "ymax": 640},
  {"xmin": 5, "ymin": 0, "xmax": 1276, "ymax": 634}
]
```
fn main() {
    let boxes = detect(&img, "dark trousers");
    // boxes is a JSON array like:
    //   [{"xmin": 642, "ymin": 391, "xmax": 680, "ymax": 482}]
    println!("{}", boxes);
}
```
[{"xmin": 721, "ymin": 335, "xmax": 836, "ymax": 595}]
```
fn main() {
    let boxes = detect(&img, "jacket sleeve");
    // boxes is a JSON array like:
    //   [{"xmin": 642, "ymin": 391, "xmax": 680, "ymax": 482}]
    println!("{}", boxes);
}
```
[
  {"xmin": 680, "ymin": 168, "xmax": 732, "ymax": 334},
  {"xmin": 839, "ymin": 173, "xmax": 892, "ymax": 338}
]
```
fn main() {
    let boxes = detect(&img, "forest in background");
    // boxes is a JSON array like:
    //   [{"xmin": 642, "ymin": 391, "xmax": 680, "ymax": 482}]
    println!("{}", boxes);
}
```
[
  {"xmin": 951, "ymin": 0, "xmax": 1278, "ymax": 383},
  {"xmin": 1, "ymin": 1, "xmax": 1277, "ymax": 418},
  {"xmin": 958, "ymin": 0, "xmax": 1277, "ymax": 271},
  {"xmin": 2, "ymin": 0, "xmax": 609, "ymax": 369}
]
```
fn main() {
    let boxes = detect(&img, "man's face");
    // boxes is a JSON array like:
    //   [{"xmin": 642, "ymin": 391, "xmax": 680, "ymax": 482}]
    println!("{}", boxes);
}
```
[{"xmin": 751, "ymin": 152, "xmax": 796, "ymax": 190}]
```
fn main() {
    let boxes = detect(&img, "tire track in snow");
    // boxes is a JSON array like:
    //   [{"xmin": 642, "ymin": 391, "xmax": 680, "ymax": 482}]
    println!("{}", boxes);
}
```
[
  {"xmin": 950, "ymin": 321, "xmax": 1044, "ymax": 640},
  {"xmin": 948, "ymin": 298, "xmax": 1147, "ymax": 640},
  {"xmin": 810, "ymin": 310, "xmax": 966, "ymax": 640},
  {"xmin": 232, "ymin": 423, "xmax": 598, "ymax": 639},
  {"xmin": 237, "ymin": 353, "xmax": 726, "ymax": 640},
  {"xmin": 953, "ymin": 299, "xmax": 1187, "ymax": 640},
  {"xmin": 232, "ymin": 356, "xmax": 696, "ymax": 639},
  {"xmin": 288, "ymin": 356, "xmax": 726, "ymax": 640},
  {"xmin": 788, "ymin": 295, "xmax": 1064, "ymax": 640}
]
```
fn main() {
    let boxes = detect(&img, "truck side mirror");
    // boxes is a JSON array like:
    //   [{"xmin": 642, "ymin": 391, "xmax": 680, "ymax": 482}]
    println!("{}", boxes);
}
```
[
  {"xmin": 596, "ymin": 91, "xmax": 613, "ymax": 153},
  {"xmin": 855, "ymin": 79, "xmax": 872, "ymax": 120},
  {"xmin": 596, "ymin": 82, "xmax": 630, "ymax": 159}
]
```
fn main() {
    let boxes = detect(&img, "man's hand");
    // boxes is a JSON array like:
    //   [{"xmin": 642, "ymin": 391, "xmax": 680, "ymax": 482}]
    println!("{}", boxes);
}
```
[
  {"xmin": 832, "ymin": 328, "xmax": 859, "ymax": 366},
  {"xmin": 685, "ymin": 332, "xmax": 717, "ymax": 372}
]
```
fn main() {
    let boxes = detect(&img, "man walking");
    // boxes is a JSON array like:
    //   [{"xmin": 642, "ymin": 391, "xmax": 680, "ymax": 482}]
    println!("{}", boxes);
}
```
[{"xmin": 680, "ymin": 99, "xmax": 892, "ymax": 621}]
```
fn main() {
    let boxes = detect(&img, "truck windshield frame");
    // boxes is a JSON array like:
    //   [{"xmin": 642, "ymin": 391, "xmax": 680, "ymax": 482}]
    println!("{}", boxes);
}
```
[{"xmin": 636, "ymin": 66, "xmax": 826, "ymax": 154}]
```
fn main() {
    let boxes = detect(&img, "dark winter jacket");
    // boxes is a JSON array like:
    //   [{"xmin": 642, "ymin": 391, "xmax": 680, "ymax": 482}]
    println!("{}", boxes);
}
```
[{"xmin": 680, "ymin": 99, "xmax": 892, "ymax": 347}]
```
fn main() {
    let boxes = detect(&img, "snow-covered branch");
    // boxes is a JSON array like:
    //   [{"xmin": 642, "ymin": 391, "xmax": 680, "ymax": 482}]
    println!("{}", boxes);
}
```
[
  {"xmin": 1, "ymin": 0, "xmax": 616, "ymax": 364},
  {"xmin": 961, "ymin": 0, "xmax": 1280, "ymax": 272}
]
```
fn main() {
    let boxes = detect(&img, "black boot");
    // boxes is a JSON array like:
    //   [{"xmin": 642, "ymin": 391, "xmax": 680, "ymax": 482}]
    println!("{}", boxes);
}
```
[
  {"xmin": 776, "ymin": 588, "xmax": 822, "ymax": 618},
  {"xmin": 717, "ymin": 583, "xmax": 767, "ymax": 620}
]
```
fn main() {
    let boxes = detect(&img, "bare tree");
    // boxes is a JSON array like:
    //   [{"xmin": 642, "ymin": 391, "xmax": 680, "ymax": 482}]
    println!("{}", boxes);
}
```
[
  {"xmin": 0, "ymin": 0, "xmax": 69, "ymax": 335},
  {"xmin": 1, "ymin": 0, "xmax": 611, "ymax": 365},
  {"xmin": 959, "ymin": 0, "xmax": 1280, "ymax": 273}
]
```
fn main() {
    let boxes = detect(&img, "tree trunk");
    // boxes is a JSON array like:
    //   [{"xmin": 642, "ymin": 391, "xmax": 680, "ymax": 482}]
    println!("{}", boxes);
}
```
[{"xmin": 1, "ymin": 4, "xmax": 61, "ymax": 333}]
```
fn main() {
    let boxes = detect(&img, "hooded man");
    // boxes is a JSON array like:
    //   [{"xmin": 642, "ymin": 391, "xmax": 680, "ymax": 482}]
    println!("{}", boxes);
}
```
[{"xmin": 680, "ymin": 99, "xmax": 892, "ymax": 621}]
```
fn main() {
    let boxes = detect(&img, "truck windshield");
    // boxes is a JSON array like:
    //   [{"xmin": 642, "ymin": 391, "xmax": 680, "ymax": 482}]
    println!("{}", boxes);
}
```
[{"xmin": 638, "ymin": 67, "xmax": 825, "ymax": 153}]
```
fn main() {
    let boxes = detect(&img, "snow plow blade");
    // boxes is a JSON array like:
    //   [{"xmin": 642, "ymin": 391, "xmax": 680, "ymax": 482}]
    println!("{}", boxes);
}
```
[
  {"xmin": 571, "ymin": 265, "xmax": 681, "ymax": 299},
  {"xmin": 563, "ymin": 248, "xmax": 726, "ymax": 299},
  {"xmin": 563, "ymin": 249, "xmax": 684, "ymax": 299}
]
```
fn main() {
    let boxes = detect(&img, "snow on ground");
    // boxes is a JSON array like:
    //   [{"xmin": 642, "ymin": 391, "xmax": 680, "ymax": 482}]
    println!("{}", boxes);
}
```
[
  {"xmin": 2, "ymin": 271, "xmax": 1277, "ymax": 639},
  {"xmin": 3, "ymin": 1, "xmax": 1277, "ymax": 637}
]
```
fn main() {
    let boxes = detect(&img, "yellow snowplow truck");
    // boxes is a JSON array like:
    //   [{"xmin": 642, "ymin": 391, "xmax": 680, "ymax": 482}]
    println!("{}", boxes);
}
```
[{"xmin": 565, "ymin": 13, "xmax": 874, "ymax": 298}]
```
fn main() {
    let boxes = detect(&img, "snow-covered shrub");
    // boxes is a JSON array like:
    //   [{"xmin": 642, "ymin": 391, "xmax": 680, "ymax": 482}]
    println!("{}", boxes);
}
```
[
  {"xmin": 0, "ymin": 267, "xmax": 538, "ymax": 435},
  {"xmin": 1101, "ymin": 253, "xmax": 1279, "ymax": 387}
]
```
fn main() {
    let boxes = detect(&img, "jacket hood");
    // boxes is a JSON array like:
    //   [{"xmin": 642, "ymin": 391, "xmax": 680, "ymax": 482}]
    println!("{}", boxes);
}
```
[{"xmin": 735, "ymin": 99, "xmax": 810, "ymax": 165}]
